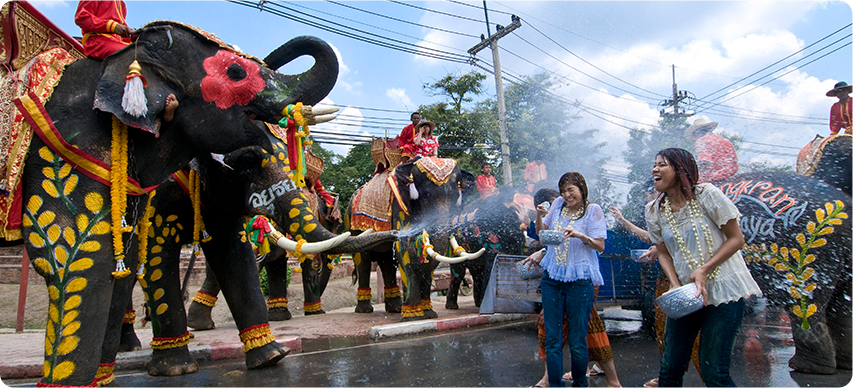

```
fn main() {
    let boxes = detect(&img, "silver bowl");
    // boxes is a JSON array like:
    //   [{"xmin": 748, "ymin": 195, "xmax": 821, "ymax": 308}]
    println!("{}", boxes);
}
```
[
  {"xmin": 539, "ymin": 230, "xmax": 565, "ymax": 246},
  {"xmin": 656, "ymin": 283, "xmax": 704, "ymax": 319},
  {"xmin": 630, "ymin": 249, "xmax": 649, "ymax": 262}
]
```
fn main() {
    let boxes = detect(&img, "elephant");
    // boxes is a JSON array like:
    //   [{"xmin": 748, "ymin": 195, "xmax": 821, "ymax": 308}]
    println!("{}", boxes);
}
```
[
  {"xmin": 344, "ymin": 157, "xmax": 480, "ymax": 319},
  {"xmin": 444, "ymin": 189, "xmax": 533, "ymax": 309},
  {"xmin": 135, "ymin": 127, "xmax": 397, "ymax": 376},
  {"xmin": 13, "ymin": 22, "xmax": 339, "ymax": 386},
  {"xmin": 711, "ymin": 172, "xmax": 851, "ymax": 374},
  {"xmin": 797, "ymin": 134, "xmax": 851, "ymax": 196}
]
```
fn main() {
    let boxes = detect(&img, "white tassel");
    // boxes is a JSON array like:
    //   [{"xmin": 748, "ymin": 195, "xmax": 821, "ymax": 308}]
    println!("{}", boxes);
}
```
[
  {"xmin": 409, "ymin": 183, "xmax": 419, "ymax": 200},
  {"xmin": 122, "ymin": 60, "xmax": 148, "ymax": 118},
  {"xmin": 456, "ymin": 190, "xmax": 462, "ymax": 206}
]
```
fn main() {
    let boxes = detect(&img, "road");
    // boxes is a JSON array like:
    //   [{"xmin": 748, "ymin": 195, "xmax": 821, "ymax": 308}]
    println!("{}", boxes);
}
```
[{"xmin": 69, "ymin": 319, "xmax": 851, "ymax": 387}]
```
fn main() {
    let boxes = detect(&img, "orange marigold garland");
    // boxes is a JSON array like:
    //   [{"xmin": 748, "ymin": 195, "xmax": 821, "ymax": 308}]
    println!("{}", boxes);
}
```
[
  {"xmin": 401, "ymin": 304, "xmax": 423, "ymax": 318},
  {"xmin": 357, "ymin": 288, "xmax": 372, "ymax": 301},
  {"xmin": 150, "ymin": 331, "xmax": 194, "ymax": 350},
  {"xmin": 135, "ymin": 191, "xmax": 155, "ymax": 279},
  {"xmin": 267, "ymin": 297, "xmax": 288, "ymax": 309},
  {"xmin": 122, "ymin": 309, "xmax": 136, "ymax": 325},
  {"xmin": 420, "ymin": 299, "xmax": 433, "ymax": 311},
  {"xmin": 110, "ymin": 117, "xmax": 132, "ymax": 278},
  {"xmin": 303, "ymin": 300, "xmax": 322, "ymax": 313},
  {"xmin": 191, "ymin": 291, "xmax": 217, "ymax": 307},
  {"xmin": 239, "ymin": 324, "xmax": 276, "ymax": 353}
]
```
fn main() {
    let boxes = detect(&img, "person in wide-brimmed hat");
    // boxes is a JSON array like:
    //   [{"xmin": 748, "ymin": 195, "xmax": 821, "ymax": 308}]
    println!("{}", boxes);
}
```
[
  {"xmin": 827, "ymin": 81, "xmax": 852, "ymax": 135},
  {"xmin": 683, "ymin": 118, "xmax": 738, "ymax": 183},
  {"xmin": 413, "ymin": 120, "xmax": 439, "ymax": 158}
]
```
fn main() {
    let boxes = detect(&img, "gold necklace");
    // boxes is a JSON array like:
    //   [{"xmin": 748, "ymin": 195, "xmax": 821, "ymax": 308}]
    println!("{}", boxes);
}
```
[
  {"xmin": 552, "ymin": 204, "xmax": 585, "ymax": 266},
  {"xmin": 662, "ymin": 196, "xmax": 721, "ymax": 279}
]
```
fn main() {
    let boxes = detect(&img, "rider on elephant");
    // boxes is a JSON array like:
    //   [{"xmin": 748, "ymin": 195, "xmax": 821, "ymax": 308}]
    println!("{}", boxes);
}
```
[
  {"xmin": 827, "ymin": 81, "xmax": 852, "ymax": 135},
  {"xmin": 75, "ymin": 0, "xmax": 133, "ymax": 60}
]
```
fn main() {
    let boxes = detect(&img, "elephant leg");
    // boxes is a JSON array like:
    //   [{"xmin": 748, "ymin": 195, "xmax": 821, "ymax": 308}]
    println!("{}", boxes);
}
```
[
  {"xmin": 118, "ymin": 297, "xmax": 141, "ymax": 352},
  {"xmin": 354, "ymin": 251, "xmax": 375, "ymax": 313},
  {"xmin": 203, "ymin": 218, "xmax": 289, "ymax": 370},
  {"xmin": 186, "ymin": 264, "xmax": 220, "ymax": 330},
  {"xmin": 301, "ymin": 255, "xmax": 325, "ymax": 315},
  {"xmin": 421, "ymin": 267, "xmax": 438, "ymax": 319},
  {"xmin": 316, "ymin": 253, "xmax": 334, "ymax": 296},
  {"xmin": 265, "ymin": 255, "xmax": 293, "ymax": 320},
  {"xmin": 97, "ymin": 269, "xmax": 140, "ymax": 384},
  {"xmin": 788, "ymin": 309, "xmax": 837, "ymax": 374},
  {"xmin": 379, "ymin": 257, "xmax": 402, "ymax": 313},
  {"xmin": 445, "ymin": 264, "xmax": 463, "ymax": 310},
  {"xmin": 827, "ymin": 273, "xmax": 852, "ymax": 369},
  {"xmin": 141, "ymin": 206, "xmax": 198, "ymax": 377},
  {"xmin": 470, "ymin": 260, "xmax": 487, "ymax": 307}
]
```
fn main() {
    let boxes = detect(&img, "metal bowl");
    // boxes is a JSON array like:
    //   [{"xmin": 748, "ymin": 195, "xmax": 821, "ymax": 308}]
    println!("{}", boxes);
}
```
[
  {"xmin": 630, "ymin": 249, "xmax": 649, "ymax": 262},
  {"xmin": 539, "ymin": 230, "xmax": 565, "ymax": 246},
  {"xmin": 655, "ymin": 283, "xmax": 704, "ymax": 319}
]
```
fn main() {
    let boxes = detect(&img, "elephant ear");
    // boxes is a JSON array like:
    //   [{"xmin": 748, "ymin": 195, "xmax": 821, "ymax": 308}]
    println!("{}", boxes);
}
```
[
  {"xmin": 93, "ymin": 42, "xmax": 176, "ymax": 137},
  {"xmin": 223, "ymin": 146, "xmax": 266, "ymax": 180},
  {"xmin": 394, "ymin": 162, "xmax": 416, "ymax": 206},
  {"xmin": 458, "ymin": 169, "xmax": 477, "ymax": 198}
]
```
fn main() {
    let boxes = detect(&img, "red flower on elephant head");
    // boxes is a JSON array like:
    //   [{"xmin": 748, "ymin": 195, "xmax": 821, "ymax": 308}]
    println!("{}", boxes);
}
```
[{"xmin": 201, "ymin": 50, "xmax": 265, "ymax": 109}]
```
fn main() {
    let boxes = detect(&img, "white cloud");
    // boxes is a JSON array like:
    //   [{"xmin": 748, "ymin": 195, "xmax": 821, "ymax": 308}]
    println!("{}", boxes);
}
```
[
  {"xmin": 312, "ymin": 98, "xmax": 365, "ymax": 156},
  {"xmin": 386, "ymin": 88, "xmax": 414, "ymax": 110},
  {"xmin": 27, "ymin": 1, "xmax": 69, "ymax": 9}
]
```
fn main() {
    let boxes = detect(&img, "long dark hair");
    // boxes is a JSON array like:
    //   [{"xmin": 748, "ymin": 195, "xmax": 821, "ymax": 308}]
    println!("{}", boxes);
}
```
[
  {"xmin": 656, "ymin": 148, "xmax": 698, "ymax": 208},
  {"xmin": 558, "ymin": 172, "xmax": 589, "ymax": 219}
]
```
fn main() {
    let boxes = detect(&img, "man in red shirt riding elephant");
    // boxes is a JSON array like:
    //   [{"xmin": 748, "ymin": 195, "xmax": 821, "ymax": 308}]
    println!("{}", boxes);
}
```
[
  {"xmin": 74, "ymin": 0, "xmax": 134, "ymax": 60},
  {"xmin": 827, "ymin": 81, "xmax": 852, "ymax": 135}
]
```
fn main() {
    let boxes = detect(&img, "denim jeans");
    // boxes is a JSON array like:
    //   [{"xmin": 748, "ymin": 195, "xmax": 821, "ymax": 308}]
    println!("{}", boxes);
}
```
[
  {"xmin": 659, "ymin": 298, "xmax": 745, "ymax": 387},
  {"xmin": 541, "ymin": 272, "xmax": 594, "ymax": 387}
]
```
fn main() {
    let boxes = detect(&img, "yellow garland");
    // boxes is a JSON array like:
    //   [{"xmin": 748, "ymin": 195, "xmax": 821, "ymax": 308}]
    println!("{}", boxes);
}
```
[
  {"xmin": 94, "ymin": 363, "xmax": 115, "ymax": 387},
  {"xmin": 420, "ymin": 299, "xmax": 433, "ymax": 311},
  {"xmin": 150, "ymin": 331, "xmax": 194, "ymax": 350},
  {"xmin": 384, "ymin": 286, "xmax": 402, "ymax": 299},
  {"xmin": 266, "ymin": 297, "xmax": 288, "ymax": 309},
  {"xmin": 110, "ymin": 117, "xmax": 132, "ymax": 278},
  {"xmin": 238, "ymin": 324, "xmax": 276, "ymax": 353},
  {"xmin": 401, "ymin": 304, "xmax": 423, "ymax": 318},
  {"xmin": 356, "ymin": 288, "xmax": 372, "ymax": 301},
  {"xmin": 136, "ymin": 191, "xmax": 155, "ymax": 280},
  {"xmin": 453, "ymin": 246, "xmax": 465, "ymax": 256},
  {"xmin": 122, "ymin": 310, "xmax": 136, "ymax": 324},
  {"xmin": 294, "ymin": 239, "xmax": 308, "ymax": 261},
  {"xmin": 304, "ymin": 300, "xmax": 322, "ymax": 312},
  {"xmin": 191, "ymin": 291, "xmax": 218, "ymax": 307},
  {"xmin": 189, "ymin": 168, "xmax": 206, "ymax": 246}
]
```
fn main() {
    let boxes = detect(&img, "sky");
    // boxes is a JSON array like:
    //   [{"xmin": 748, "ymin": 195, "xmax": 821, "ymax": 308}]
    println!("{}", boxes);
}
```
[{"xmin": 28, "ymin": 0, "xmax": 853, "ymax": 203}]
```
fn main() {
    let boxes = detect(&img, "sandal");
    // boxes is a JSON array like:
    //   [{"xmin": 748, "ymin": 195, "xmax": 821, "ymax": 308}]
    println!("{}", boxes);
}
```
[
  {"xmin": 588, "ymin": 364, "xmax": 605, "ymax": 376},
  {"xmin": 643, "ymin": 377, "xmax": 659, "ymax": 387}
]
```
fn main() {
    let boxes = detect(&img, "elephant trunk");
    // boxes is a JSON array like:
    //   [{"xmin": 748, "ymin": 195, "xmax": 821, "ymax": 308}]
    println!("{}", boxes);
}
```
[
  {"xmin": 264, "ymin": 36, "xmax": 339, "ymax": 107},
  {"xmin": 326, "ymin": 230, "xmax": 400, "ymax": 254},
  {"xmin": 421, "ymin": 231, "xmax": 484, "ymax": 264}
]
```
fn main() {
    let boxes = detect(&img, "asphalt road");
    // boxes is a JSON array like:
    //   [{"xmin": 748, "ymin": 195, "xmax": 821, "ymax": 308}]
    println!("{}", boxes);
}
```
[{"xmin": 59, "ymin": 320, "xmax": 851, "ymax": 387}]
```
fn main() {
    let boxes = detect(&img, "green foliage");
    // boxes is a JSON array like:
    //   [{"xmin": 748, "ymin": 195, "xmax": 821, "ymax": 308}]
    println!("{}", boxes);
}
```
[
  {"xmin": 740, "ymin": 160, "xmax": 795, "ymax": 174},
  {"xmin": 259, "ymin": 266, "xmax": 269, "ymax": 296}
]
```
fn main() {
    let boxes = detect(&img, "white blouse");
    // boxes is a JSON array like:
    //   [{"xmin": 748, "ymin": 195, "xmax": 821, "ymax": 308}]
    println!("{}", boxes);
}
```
[{"xmin": 645, "ymin": 183, "xmax": 762, "ymax": 306}]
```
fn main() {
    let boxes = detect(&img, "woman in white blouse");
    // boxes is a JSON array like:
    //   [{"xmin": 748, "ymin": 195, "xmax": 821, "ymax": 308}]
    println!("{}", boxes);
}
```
[{"xmin": 645, "ymin": 148, "xmax": 761, "ymax": 386}]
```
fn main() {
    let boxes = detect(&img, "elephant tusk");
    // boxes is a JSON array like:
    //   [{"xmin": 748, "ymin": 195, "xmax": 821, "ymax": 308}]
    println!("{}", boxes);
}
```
[
  {"xmin": 448, "ymin": 236, "xmax": 486, "ymax": 261},
  {"xmin": 360, "ymin": 228, "xmax": 373, "ymax": 236},
  {"xmin": 422, "ymin": 232, "xmax": 468, "ymax": 264},
  {"xmin": 269, "ymin": 229, "xmax": 351, "ymax": 254},
  {"xmin": 303, "ymin": 105, "xmax": 339, "ymax": 125}
]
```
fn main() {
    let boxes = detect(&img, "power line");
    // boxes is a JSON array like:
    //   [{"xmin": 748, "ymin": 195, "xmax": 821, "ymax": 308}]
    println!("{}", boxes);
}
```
[
  {"xmin": 387, "ymin": 0, "xmax": 492, "ymax": 25},
  {"xmin": 229, "ymin": 1, "xmax": 471, "ymax": 63},
  {"xmin": 326, "ymin": 0, "xmax": 479, "ymax": 38}
]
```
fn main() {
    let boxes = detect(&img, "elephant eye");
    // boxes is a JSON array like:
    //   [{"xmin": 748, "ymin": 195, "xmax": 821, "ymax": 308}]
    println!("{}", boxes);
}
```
[{"xmin": 226, "ymin": 63, "xmax": 247, "ymax": 81}]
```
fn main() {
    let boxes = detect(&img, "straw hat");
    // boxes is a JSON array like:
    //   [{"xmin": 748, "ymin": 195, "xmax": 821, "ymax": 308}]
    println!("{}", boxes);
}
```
[
  {"xmin": 684, "ymin": 118, "xmax": 719, "ymax": 141},
  {"xmin": 416, "ymin": 120, "xmax": 436, "ymax": 132},
  {"xmin": 826, "ymin": 81, "xmax": 852, "ymax": 97}
]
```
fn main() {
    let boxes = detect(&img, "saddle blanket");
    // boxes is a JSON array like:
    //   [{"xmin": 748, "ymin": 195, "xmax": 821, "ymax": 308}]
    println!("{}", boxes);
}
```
[{"xmin": 350, "ymin": 171, "xmax": 393, "ymax": 232}]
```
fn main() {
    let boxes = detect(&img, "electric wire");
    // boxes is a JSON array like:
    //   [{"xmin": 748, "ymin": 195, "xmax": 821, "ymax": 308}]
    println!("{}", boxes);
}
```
[
  {"xmin": 387, "ymin": 0, "xmax": 493, "ymax": 25},
  {"xmin": 326, "ymin": 0, "xmax": 479, "ymax": 38}
]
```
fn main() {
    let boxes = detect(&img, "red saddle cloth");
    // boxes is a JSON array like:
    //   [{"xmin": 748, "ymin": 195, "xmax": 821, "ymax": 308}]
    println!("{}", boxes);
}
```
[{"xmin": 350, "ymin": 171, "xmax": 393, "ymax": 232}]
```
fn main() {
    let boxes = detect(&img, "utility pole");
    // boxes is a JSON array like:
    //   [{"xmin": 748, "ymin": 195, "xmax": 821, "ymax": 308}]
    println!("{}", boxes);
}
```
[
  {"xmin": 658, "ymin": 65, "xmax": 694, "ymax": 119},
  {"xmin": 468, "ymin": 3, "xmax": 520, "ymax": 187}
]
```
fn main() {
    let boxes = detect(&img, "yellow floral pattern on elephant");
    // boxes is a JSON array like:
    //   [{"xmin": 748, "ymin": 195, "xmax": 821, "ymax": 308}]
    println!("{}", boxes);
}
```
[
  {"xmin": 141, "ymin": 209, "xmax": 185, "ymax": 322},
  {"xmin": 742, "ymin": 200, "xmax": 848, "ymax": 330},
  {"xmin": 24, "ymin": 147, "xmax": 111, "ymax": 382}
]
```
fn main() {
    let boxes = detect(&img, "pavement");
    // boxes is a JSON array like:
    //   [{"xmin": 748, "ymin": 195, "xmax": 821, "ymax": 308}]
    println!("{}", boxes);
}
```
[{"xmin": 0, "ymin": 293, "xmax": 532, "ymax": 381}]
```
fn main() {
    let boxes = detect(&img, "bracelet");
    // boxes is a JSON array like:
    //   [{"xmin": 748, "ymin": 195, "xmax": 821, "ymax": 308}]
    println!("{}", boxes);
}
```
[{"xmin": 582, "ymin": 236, "xmax": 591, "ymax": 245}]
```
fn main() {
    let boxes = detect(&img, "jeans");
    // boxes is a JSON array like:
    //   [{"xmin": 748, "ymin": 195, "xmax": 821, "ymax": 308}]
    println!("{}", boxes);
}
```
[
  {"xmin": 659, "ymin": 298, "xmax": 745, "ymax": 387},
  {"xmin": 541, "ymin": 272, "xmax": 594, "ymax": 387}
]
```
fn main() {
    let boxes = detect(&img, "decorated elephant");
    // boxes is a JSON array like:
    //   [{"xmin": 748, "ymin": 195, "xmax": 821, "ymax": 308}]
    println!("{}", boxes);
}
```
[
  {"xmin": 8, "ymin": 22, "xmax": 340, "ymax": 386},
  {"xmin": 797, "ymin": 134, "xmax": 851, "ymax": 196},
  {"xmin": 444, "ymin": 189, "xmax": 534, "ymax": 309},
  {"xmin": 710, "ymin": 172, "xmax": 851, "ymax": 374},
  {"xmin": 136, "ymin": 124, "xmax": 397, "ymax": 376}
]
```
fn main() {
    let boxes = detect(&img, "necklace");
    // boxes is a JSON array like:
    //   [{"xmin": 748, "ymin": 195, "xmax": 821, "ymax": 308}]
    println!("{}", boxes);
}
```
[
  {"xmin": 662, "ymin": 196, "xmax": 720, "ymax": 279},
  {"xmin": 552, "ymin": 203, "xmax": 585, "ymax": 266}
]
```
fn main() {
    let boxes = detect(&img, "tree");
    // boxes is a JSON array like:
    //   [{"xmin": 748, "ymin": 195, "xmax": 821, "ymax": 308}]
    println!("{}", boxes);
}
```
[{"xmin": 309, "ymin": 142, "xmax": 374, "ymax": 206}]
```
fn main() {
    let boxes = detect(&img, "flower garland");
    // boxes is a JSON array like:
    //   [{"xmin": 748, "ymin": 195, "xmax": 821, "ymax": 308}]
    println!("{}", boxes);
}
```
[
  {"xmin": 303, "ymin": 300, "xmax": 322, "ymax": 313},
  {"xmin": 267, "ymin": 297, "xmax": 288, "ymax": 309},
  {"xmin": 191, "ymin": 291, "xmax": 217, "ymax": 308},
  {"xmin": 357, "ymin": 287, "xmax": 372, "ymax": 301},
  {"xmin": 188, "ymin": 168, "xmax": 211, "ymax": 256},
  {"xmin": 238, "ymin": 323, "xmax": 276, "ymax": 353},
  {"xmin": 326, "ymin": 254, "xmax": 342, "ymax": 270},
  {"xmin": 384, "ymin": 286, "xmax": 402, "ymax": 299},
  {"xmin": 150, "ymin": 331, "xmax": 194, "ymax": 350},
  {"xmin": 110, "ymin": 117, "xmax": 133, "ymax": 278},
  {"xmin": 135, "ymin": 191, "xmax": 155, "ymax": 280},
  {"xmin": 551, "ymin": 203, "xmax": 585, "ymax": 266},
  {"xmin": 280, "ymin": 102, "xmax": 312, "ymax": 188},
  {"xmin": 662, "ymin": 197, "xmax": 721, "ymax": 279},
  {"xmin": 122, "ymin": 309, "xmax": 136, "ymax": 325}
]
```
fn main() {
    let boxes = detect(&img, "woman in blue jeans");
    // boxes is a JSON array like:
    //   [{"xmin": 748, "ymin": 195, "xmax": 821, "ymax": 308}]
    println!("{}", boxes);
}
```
[
  {"xmin": 524, "ymin": 172, "xmax": 607, "ymax": 387},
  {"xmin": 645, "ymin": 148, "xmax": 761, "ymax": 386}
]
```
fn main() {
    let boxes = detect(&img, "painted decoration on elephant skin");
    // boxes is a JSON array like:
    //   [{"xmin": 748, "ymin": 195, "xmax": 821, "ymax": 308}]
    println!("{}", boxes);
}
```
[{"xmin": 713, "ymin": 173, "xmax": 851, "ymax": 331}]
